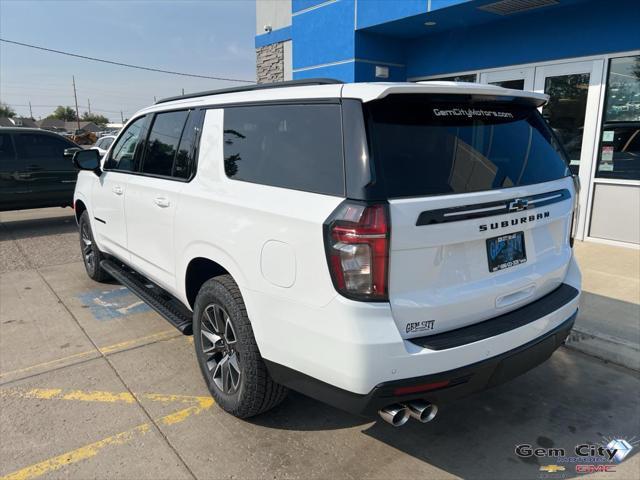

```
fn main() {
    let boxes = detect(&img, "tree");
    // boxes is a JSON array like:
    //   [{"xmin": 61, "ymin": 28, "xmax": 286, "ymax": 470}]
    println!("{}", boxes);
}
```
[
  {"xmin": 48, "ymin": 106, "xmax": 78, "ymax": 121},
  {"xmin": 81, "ymin": 112, "xmax": 109, "ymax": 126},
  {"xmin": 0, "ymin": 103, "xmax": 16, "ymax": 118}
]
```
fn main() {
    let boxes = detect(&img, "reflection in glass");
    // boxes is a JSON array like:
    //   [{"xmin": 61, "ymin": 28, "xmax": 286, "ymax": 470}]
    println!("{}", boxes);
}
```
[
  {"xmin": 107, "ymin": 117, "xmax": 146, "ymax": 171},
  {"xmin": 430, "ymin": 74, "xmax": 477, "ymax": 83},
  {"xmin": 143, "ymin": 110, "xmax": 189, "ymax": 177},
  {"xmin": 603, "ymin": 56, "xmax": 640, "ymax": 123},
  {"xmin": 597, "ymin": 55, "xmax": 640, "ymax": 180},
  {"xmin": 541, "ymin": 73, "xmax": 590, "ymax": 173},
  {"xmin": 222, "ymin": 105, "xmax": 344, "ymax": 196},
  {"xmin": 366, "ymin": 97, "xmax": 569, "ymax": 198},
  {"xmin": 490, "ymin": 79, "xmax": 525, "ymax": 90}
]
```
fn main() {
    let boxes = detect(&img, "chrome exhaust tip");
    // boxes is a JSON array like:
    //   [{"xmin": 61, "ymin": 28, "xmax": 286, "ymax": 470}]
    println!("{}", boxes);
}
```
[
  {"xmin": 406, "ymin": 400, "xmax": 438, "ymax": 423},
  {"xmin": 378, "ymin": 404, "xmax": 410, "ymax": 427}
]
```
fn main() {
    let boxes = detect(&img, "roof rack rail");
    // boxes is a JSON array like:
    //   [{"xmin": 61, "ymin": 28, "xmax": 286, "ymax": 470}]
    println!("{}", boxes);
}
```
[{"xmin": 155, "ymin": 78, "xmax": 343, "ymax": 105}]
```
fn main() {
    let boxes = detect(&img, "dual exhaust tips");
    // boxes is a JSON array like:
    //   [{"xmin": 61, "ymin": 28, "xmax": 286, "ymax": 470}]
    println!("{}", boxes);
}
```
[{"xmin": 378, "ymin": 401, "xmax": 438, "ymax": 427}]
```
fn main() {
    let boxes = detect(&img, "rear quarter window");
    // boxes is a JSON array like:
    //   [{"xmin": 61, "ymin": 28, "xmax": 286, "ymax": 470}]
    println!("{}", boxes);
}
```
[
  {"xmin": 222, "ymin": 104, "xmax": 345, "ymax": 196},
  {"xmin": 365, "ymin": 95, "xmax": 570, "ymax": 198}
]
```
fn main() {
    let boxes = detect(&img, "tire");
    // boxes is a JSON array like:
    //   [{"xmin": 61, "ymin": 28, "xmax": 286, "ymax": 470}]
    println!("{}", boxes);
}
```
[
  {"xmin": 193, "ymin": 275, "xmax": 288, "ymax": 418},
  {"xmin": 79, "ymin": 211, "xmax": 110, "ymax": 282}
]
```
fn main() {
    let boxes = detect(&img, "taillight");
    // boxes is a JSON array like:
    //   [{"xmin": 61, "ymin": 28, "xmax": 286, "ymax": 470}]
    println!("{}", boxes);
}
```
[{"xmin": 324, "ymin": 201, "xmax": 389, "ymax": 301}]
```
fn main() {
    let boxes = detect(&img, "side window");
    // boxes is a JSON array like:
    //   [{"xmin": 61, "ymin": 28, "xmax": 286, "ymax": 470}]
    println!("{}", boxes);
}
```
[
  {"xmin": 222, "ymin": 104, "xmax": 344, "ymax": 195},
  {"xmin": 142, "ymin": 110, "xmax": 189, "ymax": 177},
  {"xmin": 173, "ymin": 111, "xmax": 201, "ymax": 179},
  {"xmin": 14, "ymin": 134, "xmax": 74, "ymax": 169},
  {"xmin": 102, "ymin": 137, "xmax": 114, "ymax": 149},
  {"xmin": 106, "ymin": 116, "xmax": 146, "ymax": 171},
  {"xmin": 0, "ymin": 133, "xmax": 16, "ymax": 164}
]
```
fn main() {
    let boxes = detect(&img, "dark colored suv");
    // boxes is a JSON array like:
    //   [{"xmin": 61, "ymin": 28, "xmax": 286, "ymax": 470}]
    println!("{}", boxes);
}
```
[{"xmin": 0, "ymin": 128, "xmax": 80, "ymax": 211}]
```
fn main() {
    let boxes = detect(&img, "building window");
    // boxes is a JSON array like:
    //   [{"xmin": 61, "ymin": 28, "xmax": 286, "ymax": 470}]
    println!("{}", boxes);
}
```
[
  {"xmin": 489, "ymin": 79, "xmax": 525, "ymax": 90},
  {"xmin": 596, "ymin": 55, "xmax": 640, "ymax": 180},
  {"xmin": 428, "ymin": 73, "xmax": 477, "ymax": 83}
]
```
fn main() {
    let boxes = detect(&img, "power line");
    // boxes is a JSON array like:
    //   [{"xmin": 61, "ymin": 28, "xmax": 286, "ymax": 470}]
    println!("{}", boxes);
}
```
[
  {"xmin": 0, "ymin": 38, "xmax": 254, "ymax": 83},
  {"xmin": 6, "ymin": 103, "xmax": 136, "ymax": 115}
]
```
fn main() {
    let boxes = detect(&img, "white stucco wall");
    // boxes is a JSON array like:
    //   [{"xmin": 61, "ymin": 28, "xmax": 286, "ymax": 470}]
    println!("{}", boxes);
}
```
[{"xmin": 256, "ymin": 0, "xmax": 292, "ymax": 34}]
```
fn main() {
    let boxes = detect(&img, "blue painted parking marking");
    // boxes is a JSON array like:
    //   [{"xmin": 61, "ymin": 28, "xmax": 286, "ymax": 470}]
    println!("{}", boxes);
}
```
[{"xmin": 77, "ymin": 287, "xmax": 151, "ymax": 321}]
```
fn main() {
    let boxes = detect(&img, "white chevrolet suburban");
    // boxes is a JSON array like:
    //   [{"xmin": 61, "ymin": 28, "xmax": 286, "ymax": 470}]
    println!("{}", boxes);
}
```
[{"xmin": 72, "ymin": 79, "xmax": 581, "ymax": 427}]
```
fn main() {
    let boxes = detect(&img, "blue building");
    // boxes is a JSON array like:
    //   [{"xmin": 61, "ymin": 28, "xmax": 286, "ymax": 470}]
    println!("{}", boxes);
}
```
[{"xmin": 255, "ymin": 0, "xmax": 640, "ymax": 246}]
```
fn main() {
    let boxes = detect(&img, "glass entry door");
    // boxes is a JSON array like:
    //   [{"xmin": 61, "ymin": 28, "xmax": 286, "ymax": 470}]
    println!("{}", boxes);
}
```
[{"xmin": 533, "ymin": 60, "xmax": 604, "ymax": 239}]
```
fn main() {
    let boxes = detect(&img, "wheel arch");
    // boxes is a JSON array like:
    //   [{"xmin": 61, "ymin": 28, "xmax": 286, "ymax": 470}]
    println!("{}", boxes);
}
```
[
  {"xmin": 74, "ymin": 198, "xmax": 88, "ymax": 224},
  {"xmin": 184, "ymin": 257, "xmax": 232, "ymax": 309}
]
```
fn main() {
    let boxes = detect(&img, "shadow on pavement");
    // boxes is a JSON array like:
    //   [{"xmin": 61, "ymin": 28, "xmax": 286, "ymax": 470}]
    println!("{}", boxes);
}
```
[
  {"xmin": 248, "ymin": 391, "xmax": 369, "ymax": 431},
  {"xmin": 0, "ymin": 213, "xmax": 77, "ymax": 240},
  {"xmin": 255, "ymin": 349, "xmax": 639, "ymax": 478}
]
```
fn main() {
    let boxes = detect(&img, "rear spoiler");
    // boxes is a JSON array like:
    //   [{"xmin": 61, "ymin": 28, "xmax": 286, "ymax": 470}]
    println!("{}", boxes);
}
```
[{"xmin": 342, "ymin": 82, "xmax": 549, "ymax": 108}]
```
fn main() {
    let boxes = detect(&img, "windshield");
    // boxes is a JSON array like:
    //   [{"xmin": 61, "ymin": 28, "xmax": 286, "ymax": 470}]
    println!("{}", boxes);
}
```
[{"xmin": 365, "ymin": 95, "xmax": 570, "ymax": 198}]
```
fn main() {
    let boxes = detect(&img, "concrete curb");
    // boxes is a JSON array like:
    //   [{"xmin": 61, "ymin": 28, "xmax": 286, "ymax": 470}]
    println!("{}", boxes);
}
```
[{"xmin": 565, "ymin": 326, "xmax": 640, "ymax": 371}]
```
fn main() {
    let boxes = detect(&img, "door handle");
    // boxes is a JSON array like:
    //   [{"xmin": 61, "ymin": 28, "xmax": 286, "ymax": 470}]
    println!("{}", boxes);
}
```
[
  {"xmin": 112, "ymin": 185, "xmax": 123, "ymax": 195},
  {"xmin": 154, "ymin": 196, "xmax": 170, "ymax": 208}
]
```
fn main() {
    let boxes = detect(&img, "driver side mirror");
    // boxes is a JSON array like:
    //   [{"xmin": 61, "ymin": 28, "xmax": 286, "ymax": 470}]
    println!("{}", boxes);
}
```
[{"xmin": 72, "ymin": 149, "xmax": 102, "ymax": 176}]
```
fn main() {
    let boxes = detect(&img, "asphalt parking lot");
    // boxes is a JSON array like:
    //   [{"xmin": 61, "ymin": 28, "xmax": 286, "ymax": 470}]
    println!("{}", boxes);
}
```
[{"xmin": 1, "ymin": 208, "xmax": 639, "ymax": 480}]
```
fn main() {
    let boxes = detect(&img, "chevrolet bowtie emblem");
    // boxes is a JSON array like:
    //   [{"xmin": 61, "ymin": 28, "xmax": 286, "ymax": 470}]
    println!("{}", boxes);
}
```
[
  {"xmin": 509, "ymin": 198, "xmax": 529, "ymax": 212},
  {"xmin": 539, "ymin": 465, "xmax": 565, "ymax": 473}
]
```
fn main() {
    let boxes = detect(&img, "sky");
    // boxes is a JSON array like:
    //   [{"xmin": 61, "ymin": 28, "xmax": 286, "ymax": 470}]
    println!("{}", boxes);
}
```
[{"xmin": 0, "ymin": 0, "xmax": 256, "ymax": 122}]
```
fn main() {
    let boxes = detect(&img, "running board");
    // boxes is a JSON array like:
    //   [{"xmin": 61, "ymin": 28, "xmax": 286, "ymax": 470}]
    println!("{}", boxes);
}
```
[{"xmin": 100, "ymin": 259, "xmax": 193, "ymax": 335}]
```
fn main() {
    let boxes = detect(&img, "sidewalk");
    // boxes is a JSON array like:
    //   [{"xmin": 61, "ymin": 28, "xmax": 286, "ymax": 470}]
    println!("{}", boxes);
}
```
[{"xmin": 567, "ymin": 241, "xmax": 640, "ymax": 370}]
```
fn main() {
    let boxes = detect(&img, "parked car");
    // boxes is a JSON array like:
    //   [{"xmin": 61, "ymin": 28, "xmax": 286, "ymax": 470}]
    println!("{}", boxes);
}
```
[
  {"xmin": 91, "ymin": 135, "xmax": 116, "ymax": 157},
  {"xmin": 72, "ymin": 79, "xmax": 582, "ymax": 426},
  {"xmin": 0, "ymin": 127, "xmax": 81, "ymax": 211}
]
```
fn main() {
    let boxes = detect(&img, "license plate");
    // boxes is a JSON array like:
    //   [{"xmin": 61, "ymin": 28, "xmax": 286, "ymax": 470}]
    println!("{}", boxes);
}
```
[{"xmin": 486, "ymin": 232, "xmax": 527, "ymax": 272}]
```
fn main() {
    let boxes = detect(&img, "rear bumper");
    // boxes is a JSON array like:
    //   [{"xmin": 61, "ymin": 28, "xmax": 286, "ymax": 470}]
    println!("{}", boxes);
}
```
[{"xmin": 266, "ymin": 310, "xmax": 576, "ymax": 417}]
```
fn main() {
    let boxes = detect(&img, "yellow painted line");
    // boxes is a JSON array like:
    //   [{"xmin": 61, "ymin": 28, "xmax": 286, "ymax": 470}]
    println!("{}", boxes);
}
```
[
  {"xmin": 0, "ymin": 351, "xmax": 98, "ymax": 379},
  {"xmin": 143, "ymin": 392, "xmax": 212, "ymax": 406},
  {"xmin": 0, "ymin": 399, "xmax": 214, "ymax": 480},
  {"xmin": 0, "ymin": 425, "xmax": 151, "ymax": 480},
  {"xmin": 24, "ymin": 388, "xmax": 62, "ymax": 400},
  {"xmin": 0, "ymin": 387, "xmax": 212, "ymax": 407},
  {"xmin": 58, "ymin": 389, "xmax": 136, "ymax": 404},
  {"xmin": 0, "ymin": 330, "xmax": 180, "ymax": 379},
  {"xmin": 98, "ymin": 329, "xmax": 179, "ymax": 355}
]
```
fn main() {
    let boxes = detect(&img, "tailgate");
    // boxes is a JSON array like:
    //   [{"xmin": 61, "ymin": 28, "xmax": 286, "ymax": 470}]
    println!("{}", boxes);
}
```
[
  {"xmin": 363, "ymin": 94, "xmax": 576, "ymax": 339},
  {"xmin": 388, "ymin": 177, "xmax": 574, "ymax": 339}
]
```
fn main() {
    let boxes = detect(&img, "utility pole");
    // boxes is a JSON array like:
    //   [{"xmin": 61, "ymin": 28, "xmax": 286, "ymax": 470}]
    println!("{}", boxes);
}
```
[
  {"xmin": 87, "ymin": 98, "xmax": 91, "ymax": 115},
  {"xmin": 181, "ymin": 88, "xmax": 185, "ymax": 95},
  {"xmin": 28, "ymin": 101, "xmax": 33, "ymax": 119},
  {"xmin": 154, "ymin": 96, "xmax": 157, "ymax": 103},
  {"xmin": 72, "ymin": 75, "xmax": 81, "ymax": 131},
  {"xmin": 120, "ymin": 111, "xmax": 124, "ymax": 124}
]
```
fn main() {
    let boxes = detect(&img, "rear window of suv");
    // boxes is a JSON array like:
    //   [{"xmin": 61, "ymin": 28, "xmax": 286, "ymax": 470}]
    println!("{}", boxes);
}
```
[
  {"xmin": 223, "ymin": 104, "xmax": 344, "ymax": 196},
  {"xmin": 365, "ymin": 95, "xmax": 570, "ymax": 198}
]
